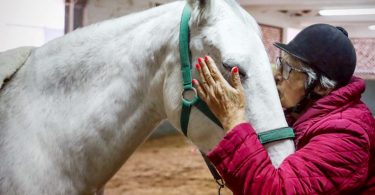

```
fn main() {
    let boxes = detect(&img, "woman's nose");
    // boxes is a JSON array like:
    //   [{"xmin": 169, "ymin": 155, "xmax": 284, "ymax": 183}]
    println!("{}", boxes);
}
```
[{"xmin": 274, "ymin": 71, "xmax": 282, "ymax": 84}]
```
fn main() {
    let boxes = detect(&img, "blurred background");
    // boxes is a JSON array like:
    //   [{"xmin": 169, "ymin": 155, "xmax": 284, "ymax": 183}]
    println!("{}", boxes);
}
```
[{"xmin": 0, "ymin": 0, "xmax": 374, "ymax": 194}]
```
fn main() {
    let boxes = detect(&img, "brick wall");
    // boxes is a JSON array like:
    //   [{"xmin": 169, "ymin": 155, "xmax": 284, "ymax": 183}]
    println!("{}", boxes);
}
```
[
  {"xmin": 259, "ymin": 24, "xmax": 282, "ymax": 65},
  {"xmin": 351, "ymin": 38, "xmax": 375, "ymax": 80}
]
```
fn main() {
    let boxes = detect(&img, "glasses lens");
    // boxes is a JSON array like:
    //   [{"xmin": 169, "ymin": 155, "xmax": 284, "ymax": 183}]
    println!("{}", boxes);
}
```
[
  {"xmin": 276, "ymin": 57, "xmax": 282, "ymax": 70},
  {"xmin": 282, "ymin": 60, "xmax": 291, "ymax": 80}
]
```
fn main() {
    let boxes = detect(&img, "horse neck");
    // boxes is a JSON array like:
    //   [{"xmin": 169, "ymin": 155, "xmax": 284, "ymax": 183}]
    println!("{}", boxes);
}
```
[
  {"xmin": 244, "ymin": 53, "xmax": 295, "ymax": 167},
  {"xmin": 26, "ymin": 2, "xmax": 185, "ymax": 185},
  {"xmin": 77, "ymin": 2, "xmax": 185, "ymax": 154}
]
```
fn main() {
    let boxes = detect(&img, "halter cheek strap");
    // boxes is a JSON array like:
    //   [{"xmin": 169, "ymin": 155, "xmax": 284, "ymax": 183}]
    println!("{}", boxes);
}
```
[
  {"xmin": 179, "ymin": 5, "xmax": 222, "ymax": 137},
  {"xmin": 179, "ymin": 5, "xmax": 225, "ymax": 194}
]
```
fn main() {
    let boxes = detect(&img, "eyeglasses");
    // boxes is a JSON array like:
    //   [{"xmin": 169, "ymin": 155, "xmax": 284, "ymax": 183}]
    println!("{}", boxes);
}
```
[{"xmin": 275, "ymin": 57, "xmax": 306, "ymax": 80}]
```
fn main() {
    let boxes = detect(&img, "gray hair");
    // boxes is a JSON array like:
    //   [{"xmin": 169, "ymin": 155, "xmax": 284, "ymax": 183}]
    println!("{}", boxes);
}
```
[{"xmin": 298, "ymin": 61, "xmax": 337, "ymax": 90}]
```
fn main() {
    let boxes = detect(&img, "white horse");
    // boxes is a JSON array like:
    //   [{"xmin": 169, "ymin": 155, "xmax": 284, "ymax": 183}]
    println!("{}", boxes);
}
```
[{"xmin": 0, "ymin": 0, "xmax": 295, "ymax": 194}]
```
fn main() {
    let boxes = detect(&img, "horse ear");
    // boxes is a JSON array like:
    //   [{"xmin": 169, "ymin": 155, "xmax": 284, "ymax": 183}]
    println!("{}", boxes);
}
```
[{"xmin": 187, "ymin": 0, "xmax": 212, "ymax": 9}]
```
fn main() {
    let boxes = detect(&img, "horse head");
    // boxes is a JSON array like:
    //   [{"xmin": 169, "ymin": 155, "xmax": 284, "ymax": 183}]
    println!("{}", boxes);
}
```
[{"xmin": 163, "ymin": 0, "xmax": 293, "ymax": 166}]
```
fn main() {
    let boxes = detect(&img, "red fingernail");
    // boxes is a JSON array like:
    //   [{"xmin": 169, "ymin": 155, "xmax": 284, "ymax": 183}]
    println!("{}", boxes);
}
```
[
  {"xmin": 192, "ymin": 79, "xmax": 198, "ymax": 85},
  {"xmin": 198, "ymin": 58, "xmax": 203, "ymax": 63},
  {"xmin": 232, "ymin": 67, "xmax": 238, "ymax": 73},
  {"xmin": 196, "ymin": 63, "xmax": 201, "ymax": 70},
  {"xmin": 204, "ymin": 55, "xmax": 209, "ymax": 61}
]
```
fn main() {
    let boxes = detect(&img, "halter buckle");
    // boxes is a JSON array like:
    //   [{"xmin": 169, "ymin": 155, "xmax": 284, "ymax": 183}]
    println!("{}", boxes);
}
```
[{"xmin": 181, "ymin": 85, "xmax": 199, "ymax": 105}]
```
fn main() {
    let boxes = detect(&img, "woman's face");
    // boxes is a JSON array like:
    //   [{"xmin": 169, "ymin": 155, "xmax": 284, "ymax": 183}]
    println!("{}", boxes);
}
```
[{"xmin": 274, "ymin": 54, "xmax": 308, "ymax": 109}]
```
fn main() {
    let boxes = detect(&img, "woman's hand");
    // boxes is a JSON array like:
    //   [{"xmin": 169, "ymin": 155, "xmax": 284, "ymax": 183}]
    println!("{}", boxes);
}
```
[{"xmin": 193, "ymin": 56, "xmax": 247, "ymax": 132}]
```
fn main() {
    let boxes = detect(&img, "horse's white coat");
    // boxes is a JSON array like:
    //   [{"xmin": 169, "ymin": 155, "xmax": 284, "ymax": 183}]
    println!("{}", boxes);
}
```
[
  {"xmin": 0, "ymin": 0, "xmax": 294, "ymax": 194},
  {"xmin": 0, "ymin": 47, "xmax": 35, "ymax": 89}
]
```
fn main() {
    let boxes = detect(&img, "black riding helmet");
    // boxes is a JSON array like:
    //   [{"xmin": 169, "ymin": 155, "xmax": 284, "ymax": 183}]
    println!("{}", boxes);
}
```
[{"xmin": 274, "ymin": 23, "xmax": 357, "ymax": 87}]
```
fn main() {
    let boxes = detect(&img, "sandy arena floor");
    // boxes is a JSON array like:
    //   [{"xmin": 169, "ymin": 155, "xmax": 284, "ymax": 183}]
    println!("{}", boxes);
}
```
[{"xmin": 105, "ymin": 134, "xmax": 232, "ymax": 195}]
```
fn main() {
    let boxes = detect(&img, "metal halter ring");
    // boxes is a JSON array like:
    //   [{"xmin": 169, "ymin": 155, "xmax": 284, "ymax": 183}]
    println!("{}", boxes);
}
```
[{"xmin": 181, "ymin": 86, "xmax": 199, "ymax": 106}]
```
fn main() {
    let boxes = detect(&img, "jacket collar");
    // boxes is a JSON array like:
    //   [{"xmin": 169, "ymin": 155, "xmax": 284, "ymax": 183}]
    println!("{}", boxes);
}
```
[{"xmin": 293, "ymin": 76, "xmax": 365, "ymax": 128}]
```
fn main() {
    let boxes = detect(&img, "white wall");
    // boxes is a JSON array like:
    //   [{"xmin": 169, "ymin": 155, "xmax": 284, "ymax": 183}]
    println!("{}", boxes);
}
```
[
  {"xmin": 245, "ymin": 8, "xmax": 375, "ymax": 40},
  {"xmin": 0, "ymin": 0, "xmax": 65, "ymax": 52},
  {"xmin": 285, "ymin": 27, "xmax": 301, "ymax": 43}
]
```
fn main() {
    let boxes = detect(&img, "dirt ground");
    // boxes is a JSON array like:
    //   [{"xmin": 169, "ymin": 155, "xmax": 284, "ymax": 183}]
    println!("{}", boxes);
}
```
[{"xmin": 105, "ymin": 134, "xmax": 232, "ymax": 195}]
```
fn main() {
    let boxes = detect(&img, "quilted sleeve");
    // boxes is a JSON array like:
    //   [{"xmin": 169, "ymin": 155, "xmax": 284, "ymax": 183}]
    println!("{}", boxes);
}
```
[{"xmin": 207, "ymin": 122, "xmax": 370, "ymax": 195}]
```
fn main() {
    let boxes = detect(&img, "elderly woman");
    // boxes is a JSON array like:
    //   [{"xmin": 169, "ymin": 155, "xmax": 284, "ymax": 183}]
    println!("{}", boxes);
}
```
[{"xmin": 192, "ymin": 24, "xmax": 375, "ymax": 194}]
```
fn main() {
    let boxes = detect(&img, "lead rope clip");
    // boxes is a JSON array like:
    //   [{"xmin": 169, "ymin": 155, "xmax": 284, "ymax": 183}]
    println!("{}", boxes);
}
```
[{"xmin": 216, "ymin": 178, "xmax": 225, "ymax": 195}]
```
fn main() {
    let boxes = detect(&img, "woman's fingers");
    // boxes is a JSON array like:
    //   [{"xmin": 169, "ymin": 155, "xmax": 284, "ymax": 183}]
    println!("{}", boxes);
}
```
[
  {"xmin": 231, "ymin": 66, "xmax": 244, "ymax": 92},
  {"xmin": 198, "ymin": 58, "xmax": 215, "ymax": 85},
  {"xmin": 204, "ymin": 56, "xmax": 225, "ymax": 81},
  {"xmin": 192, "ymin": 79, "xmax": 207, "ymax": 101},
  {"xmin": 196, "ymin": 63, "xmax": 210, "ymax": 93}
]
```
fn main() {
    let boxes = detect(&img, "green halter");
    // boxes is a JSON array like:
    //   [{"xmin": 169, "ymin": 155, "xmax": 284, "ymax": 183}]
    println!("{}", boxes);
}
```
[
  {"xmin": 178, "ymin": 4, "xmax": 294, "ymax": 195},
  {"xmin": 179, "ymin": 5, "xmax": 225, "ymax": 194},
  {"xmin": 178, "ymin": 4, "xmax": 295, "ymax": 144},
  {"xmin": 179, "ymin": 5, "xmax": 222, "ymax": 137}
]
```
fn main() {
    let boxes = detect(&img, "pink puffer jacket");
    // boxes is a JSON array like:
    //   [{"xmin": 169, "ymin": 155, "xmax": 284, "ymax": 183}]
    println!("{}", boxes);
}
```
[{"xmin": 207, "ymin": 77, "xmax": 375, "ymax": 195}]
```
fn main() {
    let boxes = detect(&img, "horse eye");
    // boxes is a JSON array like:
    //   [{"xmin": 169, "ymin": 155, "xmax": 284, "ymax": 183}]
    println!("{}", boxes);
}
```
[{"xmin": 222, "ymin": 63, "xmax": 247, "ymax": 78}]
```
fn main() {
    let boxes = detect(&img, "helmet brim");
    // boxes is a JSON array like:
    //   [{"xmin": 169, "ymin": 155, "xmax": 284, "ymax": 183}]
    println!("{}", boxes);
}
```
[{"xmin": 273, "ymin": 42, "xmax": 310, "ymax": 65}]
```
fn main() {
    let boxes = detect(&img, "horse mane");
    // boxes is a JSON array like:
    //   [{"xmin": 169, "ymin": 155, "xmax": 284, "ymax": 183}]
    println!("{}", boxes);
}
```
[
  {"xmin": 76, "ymin": 2, "xmax": 182, "ymax": 36},
  {"xmin": 57, "ymin": 0, "xmax": 259, "ymax": 46},
  {"xmin": 36, "ymin": 1, "xmax": 184, "ymax": 57}
]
